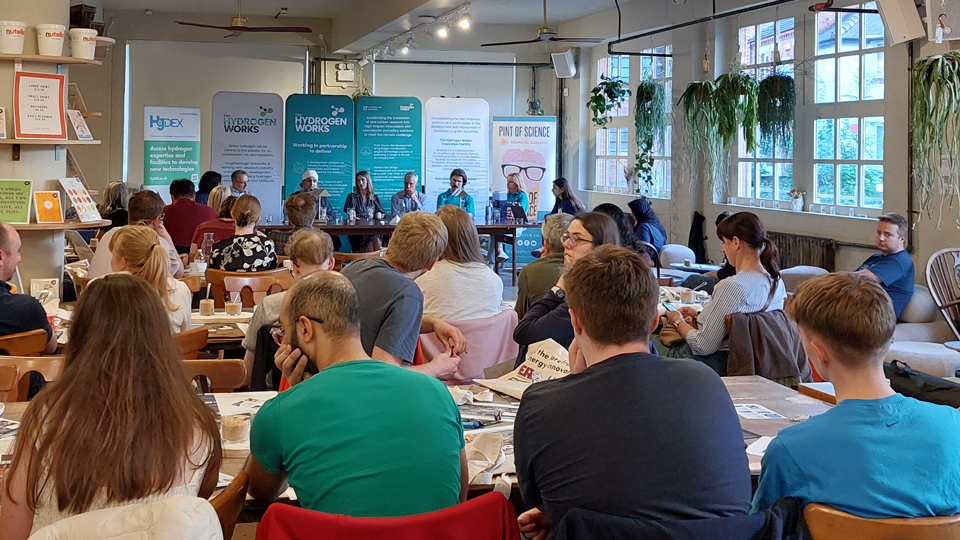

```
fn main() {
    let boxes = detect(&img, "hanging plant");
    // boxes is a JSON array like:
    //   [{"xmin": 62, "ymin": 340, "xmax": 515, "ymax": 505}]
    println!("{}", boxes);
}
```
[
  {"xmin": 679, "ymin": 81, "xmax": 725, "ymax": 189},
  {"xmin": 757, "ymin": 73, "xmax": 796, "ymax": 149},
  {"xmin": 714, "ymin": 68, "xmax": 759, "ymax": 153},
  {"xmin": 632, "ymin": 80, "xmax": 667, "ymax": 194},
  {"xmin": 588, "ymin": 75, "xmax": 631, "ymax": 127},
  {"xmin": 351, "ymin": 86, "xmax": 373, "ymax": 103},
  {"xmin": 912, "ymin": 51, "xmax": 960, "ymax": 225}
]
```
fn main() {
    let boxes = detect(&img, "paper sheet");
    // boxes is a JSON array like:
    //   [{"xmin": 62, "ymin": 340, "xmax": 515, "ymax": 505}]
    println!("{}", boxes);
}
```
[
  {"xmin": 746, "ymin": 436, "xmax": 774, "ymax": 456},
  {"xmin": 735, "ymin": 404, "xmax": 786, "ymax": 420}
]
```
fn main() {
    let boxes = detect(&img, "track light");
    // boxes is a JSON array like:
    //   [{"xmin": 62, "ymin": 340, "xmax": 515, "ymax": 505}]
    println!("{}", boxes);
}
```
[
  {"xmin": 458, "ymin": 13, "xmax": 471, "ymax": 29},
  {"xmin": 437, "ymin": 23, "xmax": 449, "ymax": 38},
  {"xmin": 385, "ymin": 46, "xmax": 397, "ymax": 57},
  {"xmin": 422, "ymin": 29, "xmax": 435, "ymax": 41},
  {"xmin": 401, "ymin": 37, "xmax": 414, "ymax": 54}
]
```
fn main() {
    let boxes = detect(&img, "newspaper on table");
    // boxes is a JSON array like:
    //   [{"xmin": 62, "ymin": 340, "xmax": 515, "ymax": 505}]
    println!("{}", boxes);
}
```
[{"xmin": 475, "ymin": 338, "xmax": 569, "ymax": 400}]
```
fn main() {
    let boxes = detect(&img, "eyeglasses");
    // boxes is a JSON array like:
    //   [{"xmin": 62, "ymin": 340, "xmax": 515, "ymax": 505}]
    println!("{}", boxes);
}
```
[
  {"xmin": 502, "ymin": 164, "xmax": 546, "ymax": 181},
  {"xmin": 561, "ymin": 232, "xmax": 593, "ymax": 247},
  {"xmin": 270, "ymin": 316, "xmax": 325, "ymax": 346}
]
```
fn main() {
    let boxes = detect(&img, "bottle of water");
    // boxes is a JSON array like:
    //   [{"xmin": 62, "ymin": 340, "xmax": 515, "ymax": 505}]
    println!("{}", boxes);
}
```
[{"xmin": 201, "ymin": 233, "xmax": 215, "ymax": 263}]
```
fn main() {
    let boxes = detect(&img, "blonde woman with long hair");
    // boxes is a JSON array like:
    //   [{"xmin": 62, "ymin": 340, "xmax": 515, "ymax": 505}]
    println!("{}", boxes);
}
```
[{"xmin": 109, "ymin": 225, "xmax": 193, "ymax": 333}]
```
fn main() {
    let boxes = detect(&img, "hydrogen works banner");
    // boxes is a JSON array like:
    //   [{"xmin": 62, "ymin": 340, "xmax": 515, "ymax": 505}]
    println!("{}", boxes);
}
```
[
  {"xmin": 143, "ymin": 106, "xmax": 201, "ymax": 187},
  {"xmin": 355, "ymin": 96, "xmax": 422, "ymax": 214},
  {"xmin": 284, "ymin": 94, "xmax": 355, "ymax": 212}
]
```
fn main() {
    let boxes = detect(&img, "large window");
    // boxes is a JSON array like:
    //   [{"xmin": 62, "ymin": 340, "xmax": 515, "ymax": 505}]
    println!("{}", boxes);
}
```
[
  {"xmin": 595, "ymin": 127, "xmax": 630, "ymax": 190},
  {"xmin": 597, "ymin": 55, "xmax": 630, "ymax": 117},
  {"xmin": 641, "ymin": 45, "xmax": 672, "ymax": 199}
]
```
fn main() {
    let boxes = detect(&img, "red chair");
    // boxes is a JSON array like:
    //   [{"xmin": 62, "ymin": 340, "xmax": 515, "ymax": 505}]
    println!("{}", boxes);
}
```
[{"xmin": 254, "ymin": 492, "xmax": 519, "ymax": 540}]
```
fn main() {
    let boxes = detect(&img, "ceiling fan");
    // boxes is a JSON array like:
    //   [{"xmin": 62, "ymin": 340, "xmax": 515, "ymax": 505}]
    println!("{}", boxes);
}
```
[
  {"xmin": 176, "ymin": 0, "xmax": 313, "ymax": 37},
  {"xmin": 481, "ymin": 0, "xmax": 605, "ymax": 47}
]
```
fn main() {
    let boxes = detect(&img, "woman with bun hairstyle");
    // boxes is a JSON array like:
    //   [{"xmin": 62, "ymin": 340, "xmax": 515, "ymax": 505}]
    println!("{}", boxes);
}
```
[{"xmin": 210, "ymin": 194, "xmax": 278, "ymax": 272}]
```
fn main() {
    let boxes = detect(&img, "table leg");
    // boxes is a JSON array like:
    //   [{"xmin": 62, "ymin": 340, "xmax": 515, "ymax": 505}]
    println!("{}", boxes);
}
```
[{"xmin": 511, "ymin": 233, "xmax": 517, "ymax": 286}]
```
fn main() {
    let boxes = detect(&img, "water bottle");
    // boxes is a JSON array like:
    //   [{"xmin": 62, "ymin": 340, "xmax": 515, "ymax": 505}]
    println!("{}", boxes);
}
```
[
  {"xmin": 201, "ymin": 233, "xmax": 215, "ymax": 263},
  {"xmin": 485, "ymin": 198, "xmax": 492, "ymax": 223}
]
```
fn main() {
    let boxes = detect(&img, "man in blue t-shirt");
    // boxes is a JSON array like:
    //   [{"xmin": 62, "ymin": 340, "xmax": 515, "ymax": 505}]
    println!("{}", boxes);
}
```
[
  {"xmin": 752, "ymin": 272, "xmax": 960, "ymax": 519},
  {"xmin": 855, "ymin": 213, "xmax": 914, "ymax": 320}
]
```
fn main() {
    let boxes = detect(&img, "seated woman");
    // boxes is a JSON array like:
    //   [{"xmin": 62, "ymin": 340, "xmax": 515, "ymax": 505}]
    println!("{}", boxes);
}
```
[
  {"xmin": 417, "ymin": 205, "xmax": 503, "ymax": 321},
  {"xmin": 436, "ymin": 168, "xmax": 475, "ymax": 216},
  {"xmin": 343, "ymin": 170, "xmax": 385, "ymax": 253},
  {"xmin": 547, "ymin": 177, "xmax": 586, "ymax": 216},
  {"xmin": 514, "ymin": 212, "xmax": 620, "ymax": 351},
  {"xmin": 210, "ymin": 194, "xmax": 278, "ymax": 272},
  {"xmin": 109, "ymin": 225, "xmax": 193, "ymax": 333},
  {"xmin": 593, "ymin": 203, "xmax": 653, "ymax": 262},
  {"xmin": 189, "ymin": 189, "xmax": 236, "ymax": 261},
  {"xmin": 97, "ymin": 181, "xmax": 129, "ymax": 232},
  {"xmin": 628, "ymin": 198, "xmax": 667, "ymax": 252},
  {"xmin": 195, "ymin": 170, "xmax": 222, "ymax": 206},
  {"xmin": 662, "ymin": 212, "xmax": 786, "ymax": 375},
  {"xmin": 0, "ymin": 273, "xmax": 222, "ymax": 539},
  {"xmin": 506, "ymin": 172, "xmax": 529, "ymax": 215}
]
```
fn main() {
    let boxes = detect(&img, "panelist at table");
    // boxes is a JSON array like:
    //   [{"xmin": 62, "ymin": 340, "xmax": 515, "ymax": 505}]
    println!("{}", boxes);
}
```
[
  {"xmin": 292, "ymin": 169, "xmax": 335, "ymax": 222},
  {"xmin": 391, "ymin": 171, "xmax": 426, "ymax": 216},
  {"xmin": 436, "ymin": 168, "xmax": 475, "ymax": 216},
  {"xmin": 343, "ymin": 170, "xmax": 385, "ymax": 253}
]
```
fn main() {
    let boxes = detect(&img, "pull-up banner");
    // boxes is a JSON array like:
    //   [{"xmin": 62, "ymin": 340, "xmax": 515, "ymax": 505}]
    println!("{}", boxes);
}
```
[
  {"xmin": 424, "ymin": 97, "xmax": 490, "ymax": 221},
  {"xmin": 284, "ymin": 94, "xmax": 355, "ymax": 213},
  {"xmin": 143, "ymin": 106, "xmax": 201, "ymax": 188},
  {"xmin": 356, "ymin": 96, "xmax": 422, "ymax": 214}
]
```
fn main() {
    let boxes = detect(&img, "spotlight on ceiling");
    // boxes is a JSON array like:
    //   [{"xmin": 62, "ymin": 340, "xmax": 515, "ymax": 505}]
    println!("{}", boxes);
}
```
[
  {"xmin": 437, "ymin": 23, "xmax": 450, "ymax": 38},
  {"xmin": 458, "ymin": 13, "xmax": 471, "ymax": 29},
  {"xmin": 401, "ymin": 37, "xmax": 414, "ymax": 54},
  {"xmin": 385, "ymin": 46, "xmax": 397, "ymax": 57}
]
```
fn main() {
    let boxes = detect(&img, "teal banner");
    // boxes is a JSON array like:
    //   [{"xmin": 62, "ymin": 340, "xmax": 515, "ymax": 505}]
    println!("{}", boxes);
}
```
[
  {"xmin": 284, "ymin": 94, "xmax": 355, "ymax": 213},
  {"xmin": 355, "ymin": 96, "xmax": 423, "ymax": 214}
]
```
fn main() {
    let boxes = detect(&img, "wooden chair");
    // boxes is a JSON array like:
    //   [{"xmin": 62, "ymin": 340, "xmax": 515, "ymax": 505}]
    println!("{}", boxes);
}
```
[
  {"xmin": 73, "ymin": 274, "xmax": 92, "ymax": 297},
  {"xmin": 0, "ymin": 329, "xmax": 49, "ymax": 356},
  {"xmin": 210, "ymin": 471, "xmax": 249, "ymax": 540},
  {"xmin": 222, "ymin": 274, "xmax": 293, "ymax": 306},
  {"xmin": 182, "ymin": 359, "xmax": 245, "ymax": 393},
  {"xmin": 333, "ymin": 250, "xmax": 382, "ymax": 272},
  {"xmin": 205, "ymin": 268, "xmax": 292, "ymax": 308},
  {"xmin": 174, "ymin": 326, "xmax": 209, "ymax": 360},
  {"xmin": 0, "ymin": 364, "xmax": 19, "ymax": 401},
  {"xmin": 804, "ymin": 503, "xmax": 960, "ymax": 540},
  {"xmin": 0, "ymin": 356, "xmax": 66, "ymax": 401},
  {"xmin": 178, "ymin": 275, "xmax": 202, "ymax": 294},
  {"xmin": 925, "ymin": 248, "xmax": 960, "ymax": 341}
]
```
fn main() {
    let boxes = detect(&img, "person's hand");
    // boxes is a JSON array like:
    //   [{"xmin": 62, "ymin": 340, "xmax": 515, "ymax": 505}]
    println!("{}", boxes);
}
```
[
  {"xmin": 433, "ymin": 320, "xmax": 468, "ymax": 355},
  {"xmin": 555, "ymin": 274, "xmax": 565, "ymax": 291},
  {"xmin": 677, "ymin": 306, "xmax": 698, "ymax": 323},
  {"xmin": 569, "ymin": 337, "xmax": 587, "ymax": 374},
  {"xmin": 518, "ymin": 507, "xmax": 552, "ymax": 540},
  {"xmin": 155, "ymin": 220, "xmax": 174, "ymax": 244},
  {"xmin": 427, "ymin": 349, "xmax": 461, "ymax": 380},
  {"xmin": 665, "ymin": 310, "xmax": 684, "ymax": 326},
  {"xmin": 274, "ymin": 344, "xmax": 307, "ymax": 386}
]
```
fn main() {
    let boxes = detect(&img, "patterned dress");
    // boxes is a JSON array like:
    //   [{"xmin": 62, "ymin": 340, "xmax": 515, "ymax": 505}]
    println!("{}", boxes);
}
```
[{"xmin": 210, "ymin": 231, "xmax": 278, "ymax": 272}]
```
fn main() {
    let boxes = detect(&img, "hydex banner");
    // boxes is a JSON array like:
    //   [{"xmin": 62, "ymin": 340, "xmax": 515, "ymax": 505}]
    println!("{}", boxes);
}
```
[
  {"xmin": 211, "ymin": 92, "xmax": 284, "ymax": 223},
  {"xmin": 284, "ymin": 95, "xmax": 355, "ymax": 212},
  {"xmin": 424, "ymin": 97, "xmax": 490, "ymax": 220},
  {"xmin": 143, "ymin": 106, "xmax": 201, "ymax": 187},
  {"xmin": 356, "ymin": 96, "xmax": 422, "ymax": 214}
]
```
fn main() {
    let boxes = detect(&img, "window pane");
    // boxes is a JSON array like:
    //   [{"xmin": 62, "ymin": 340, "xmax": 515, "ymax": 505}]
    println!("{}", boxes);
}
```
[
  {"xmin": 597, "ymin": 128, "xmax": 607, "ymax": 156},
  {"xmin": 654, "ymin": 57, "xmax": 665, "ymax": 79},
  {"xmin": 839, "ymin": 12, "xmax": 860, "ymax": 52},
  {"xmin": 608, "ymin": 128, "xmax": 617, "ymax": 156},
  {"xmin": 739, "ymin": 162, "xmax": 755, "ymax": 198},
  {"xmin": 740, "ymin": 25, "xmax": 757, "ymax": 65},
  {"xmin": 641, "ymin": 55, "xmax": 652, "ymax": 79},
  {"xmin": 838, "ymin": 55, "xmax": 860, "ymax": 102},
  {"xmin": 757, "ymin": 126, "xmax": 774, "ymax": 159},
  {"xmin": 617, "ymin": 158, "xmax": 629, "ymax": 188},
  {"xmin": 863, "ymin": 164, "xmax": 883, "ymax": 208},
  {"xmin": 619, "ymin": 56, "xmax": 630, "ymax": 82},
  {"xmin": 660, "ymin": 124, "xmax": 672, "ymax": 157},
  {"xmin": 598, "ymin": 58, "xmax": 608, "ymax": 81},
  {"xmin": 863, "ymin": 51, "xmax": 884, "ymax": 100},
  {"xmin": 777, "ymin": 163, "xmax": 794, "ymax": 201},
  {"xmin": 758, "ymin": 66, "xmax": 773, "ymax": 81},
  {"xmin": 759, "ymin": 162, "xmax": 774, "ymax": 199},
  {"xmin": 839, "ymin": 164, "xmax": 858, "ymax": 206},
  {"xmin": 863, "ymin": 117, "xmax": 884, "ymax": 160},
  {"xmin": 662, "ymin": 158, "xmax": 672, "ymax": 196},
  {"xmin": 666, "ymin": 45, "xmax": 673, "ymax": 78},
  {"xmin": 758, "ymin": 22, "xmax": 776, "ymax": 64},
  {"xmin": 816, "ymin": 164, "xmax": 836, "ymax": 204},
  {"xmin": 863, "ymin": 2, "xmax": 884, "ymax": 48},
  {"xmin": 778, "ymin": 18, "xmax": 795, "ymax": 61},
  {"xmin": 596, "ymin": 158, "xmax": 606, "ymax": 187},
  {"xmin": 619, "ymin": 127, "xmax": 629, "ymax": 156},
  {"xmin": 776, "ymin": 133, "xmax": 794, "ymax": 159},
  {"xmin": 816, "ymin": 59, "xmax": 836, "ymax": 104},
  {"xmin": 607, "ymin": 159, "xmax": 619, "ymax": 188},
  {"xmin": 839, "ymin": 117, "xmax": 859, "ymax": 159},
  {"xmin": 817, "ymin": 12, "xmax": 837, "ymax": 55},
  {"xmin": 816, "ymin": 119, "xmax": 835, "ymax": 159}
]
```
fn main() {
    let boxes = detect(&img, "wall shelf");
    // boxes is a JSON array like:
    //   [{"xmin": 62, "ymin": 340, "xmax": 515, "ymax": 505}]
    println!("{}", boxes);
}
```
[
  {"xmin": 0, "ymin": 139, "xmax": 101, "ymax": 161},
  {"xmin": 80, "ymin": 111, "xmax": 101, "ymax": 118},
  {"xmin": 0, "ymin": 53, "xmax": 101, "ymax": 66}
]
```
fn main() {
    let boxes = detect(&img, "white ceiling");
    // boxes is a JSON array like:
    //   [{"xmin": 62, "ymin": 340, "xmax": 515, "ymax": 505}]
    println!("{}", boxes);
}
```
[{"xmin": 470, "ymin": 0, "xmax": 620, "ymax": 25}]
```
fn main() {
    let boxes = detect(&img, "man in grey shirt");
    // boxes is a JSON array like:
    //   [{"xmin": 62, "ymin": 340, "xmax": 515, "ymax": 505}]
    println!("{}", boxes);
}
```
[{"xmin": 390, "ymin": 172, "xmax": 426, "ymax": 216}]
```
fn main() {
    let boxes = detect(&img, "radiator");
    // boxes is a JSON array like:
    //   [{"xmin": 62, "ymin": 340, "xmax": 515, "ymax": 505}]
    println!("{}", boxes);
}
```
[{"xmin": 767, "ymin": 231, "xmax": 840, "ymax": 272}]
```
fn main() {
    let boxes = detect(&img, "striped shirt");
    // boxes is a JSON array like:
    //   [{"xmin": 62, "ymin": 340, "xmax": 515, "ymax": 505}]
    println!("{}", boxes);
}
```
[{"xmin": 686, "ymin": 271, "xmax": 787, "ymax": 356}]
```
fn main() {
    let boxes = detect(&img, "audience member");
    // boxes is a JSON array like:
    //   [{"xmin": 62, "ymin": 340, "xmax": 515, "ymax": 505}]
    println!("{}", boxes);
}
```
[
  {"xmin": 506, "ymin": 172, "xmax": 529, "ymax": 214},
  {"xmin": 230, "ymin": 170, "xmax": 248, "ymax": 197},
  {"xmin": 547, "ymin": 177, "xmax": 585, "ymax": 215},
  {"xmin": 0, "ymin": 274, "xmax": 222, "ymax": 538},
  {"xmin": 344, "ymin": 170, "xmax": 385, "ymax": 253},
  {"xmin": 855, "ymin": 213, "xmax": 914, "ymax": 320},
  {"xmin": 515, "ymin": 213, "xmax": 572, "ymax": 318},
  {"xmin": 514, "ymin": 246, "xmax": 751, "ymax": 539},
  {"xmin": 109, "ymin": 226, "xmax": 192, "ymax": 333},
  {"xmin": 97, "ymin": 181, "xmax": 129, "ymax": 232},
  {"xmin": 189, "ymin": 194, "xmax": 236, "ymax": 261},
  {"xmin": 206, "ymin": 185, "xmax": 231, "ymax": 214},
  {"xmin": 628, "ymin": 198, "xmax": 667, "ymax": 251},
  {"xmin": 680, "ymin": 212, "xmax": 734, "ymax": 294},
  {"xmin": 416, "ymin": 205, "xmax": 503, "ymax": 320},
  {"xmin": 514, "ymin": 212, "xmax": 619, "ymax": 350},
  {"xmin": 593, "ymin": 203, "xmax": 651, "ymax": 259},
  {"xmin": 244, "ymin": 271, "xmax": 467, "ymax": 517},
  {"xmin": 195, "ymin": 171, "xmax": 222, "ymax": 205},
  {"xmin": 162, "ymin": 178, "xmax": 216, "ymax": 254},
  {"xmin": 391, "ymin": 172, "xmax": 426, "ymax": 216},
  {"xmin": 436, "ymin": 169, "xmax": 475, "ymax": 216},
  {"xmin": 752, "ymin": 272, "xmax": 960, "ymax": 518},
  {"xmin": 210, "ymin": 194, "xmax": 277, "ymax": 272},
  {"xmin": 267, "ymin": 193, "xmax": 316, "ymax": 256},
  {"xmin": 0, "ymin": 222, "xmax": 56, "ymax": 354},
  {"xmin": 90, "ymin": 191, "xmax": 183, "ymax": 279},
  {"xmin": 662, "ymin": 212, "xmax": 786, "ymax": 375},
  {"xmin": 293, "ymin": 170, "xmax": 335, "ymax": 221},
  {"xmin": 242, "ymin": 229, "xmax": 335, "ymax": 385},
  {"xmin": 340, "ymin": 212, "xmax": 466, "ymax": 379}
]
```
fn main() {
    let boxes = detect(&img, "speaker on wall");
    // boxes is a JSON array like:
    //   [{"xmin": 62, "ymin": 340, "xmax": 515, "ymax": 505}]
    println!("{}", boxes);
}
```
[
  {"xmin": 551, "ymin": 49, "xmax": 576, "ymax": 78},
  {"xmin": 876, "ymin": 0, "xmax": 926, "ymax": 44}
]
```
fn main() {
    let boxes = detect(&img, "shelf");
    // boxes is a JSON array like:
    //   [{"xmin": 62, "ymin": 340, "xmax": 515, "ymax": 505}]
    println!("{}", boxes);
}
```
[
  {"xmin": 12, "ymin": 219, "xmax": 110, "ymax": 231},
  {"xmin": 0, "ymin": 139, "xmax": 100, "ymax": 145},
  {"xmin": 80, "ymin": 111, "xmax": 101, "ymax": 118},
  {"xmin": 0, "ymin": 53, "xmax": 101, "ymax": 66}
]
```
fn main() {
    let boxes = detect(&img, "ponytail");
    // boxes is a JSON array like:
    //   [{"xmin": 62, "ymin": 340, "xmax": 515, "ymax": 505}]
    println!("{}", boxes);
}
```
[
  {"xmin": 717, "ymin": 212, "xmax": 780, "ymax": 300},
  {"xmin": 232, "ymin": 194, "xmax": 262, "ymax": 228},
  {"xmin": 110, "ymin": 226, "xmax": 177, "ymax": 312},
  {"xmin": 760, "ymin": 237, "xmax": 781, "ymax": 299},
  {"xmin": 137, "ymin": 244, "xmax": 178, "ymax": 312}
]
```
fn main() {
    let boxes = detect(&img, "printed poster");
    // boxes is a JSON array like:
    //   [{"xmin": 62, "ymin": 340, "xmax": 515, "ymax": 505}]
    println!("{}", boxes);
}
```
[
  {"xmin": 58, "ymin": 177, "xmax": 101, "ymax": 222},
  {"xmin": 34, "ymin": 191, "xmax": 63, "ymax": 223},
  {"xmin": 211, "ymin": 92, "xmax": 284, "ymax": 223},
  {"xmin": 143, "ymin": 106, "xmax": 201, "ymax": 187},
  {"xmin": 424, "ymin": 98, "xmax": 490, "ymax": 220},
  {"xmin": 0, "ymin": 179, "xmax": 32, "ymax": 224},
  {"xmin": 14, "ymin": 72, "xmax": 67, "ymax": 139},
  {"xmin": 67, "ymin": 109, "xmax": 93, "ymax": 140},
  {"xmin": 284, "ymin": 94, "xmax": 355, "ymax": 212},
  {"xmin": 355, "ymin": 96, "xmax": 423, "ymax": 214}
]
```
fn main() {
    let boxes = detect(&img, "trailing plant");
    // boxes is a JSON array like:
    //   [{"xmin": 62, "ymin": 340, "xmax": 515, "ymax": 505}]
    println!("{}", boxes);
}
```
[
  {"xmin": 632, "ymin": 80, "xmax": 668, "ymax": 194},
  {"xmin": 588, "ymin": 75, "xmax": 631, "ymax": 127},
  {"xmin": 912, "ymin": 51, "xmax": 960, "ymax": 225},
  {"xmin": 679, "ymin": 81, "xmax": 725, "ymax": 191},
  {"xmin": 351, "ymin": 86, "xmax": 373, "ymax": 103},
  {"xmin": 714, "ymin": 67, "xmax": 759, "ymax": 153},
  {"xmin": 757, "ymin": 73, "xmax": 796, "ymax": 150}
]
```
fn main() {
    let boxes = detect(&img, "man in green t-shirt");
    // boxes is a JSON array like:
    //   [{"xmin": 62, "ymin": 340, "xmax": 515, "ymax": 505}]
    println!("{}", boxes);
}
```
[{"xmin": 244, "ymin": 271, "xmax": 468, "ymax": 517}]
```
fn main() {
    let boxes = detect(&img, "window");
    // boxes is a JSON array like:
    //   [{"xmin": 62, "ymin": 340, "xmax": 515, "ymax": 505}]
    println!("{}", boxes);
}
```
[
  {"xmin": 814, "ymin": 3, "xmax": 884, "ymax": 103},
  {"xmin": 594, "ymin": 127, "xmax": 630, "ymax": 190},
  {"xmin": 736, "ymin": 18, "xmax": 795, "ymax": 202},
  {"xmin": 597, "ymin": 55, "xmax": 630, "ymax": 117},
  {"xmin": 640, "ymin": 45, "xmax": 673, "ymax": 199}
]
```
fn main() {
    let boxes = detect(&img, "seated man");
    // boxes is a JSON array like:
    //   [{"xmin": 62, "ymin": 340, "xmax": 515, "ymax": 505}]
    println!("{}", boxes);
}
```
[
  {"xmin": 0, "ymin": 222, "xmax": 57, "ymax": 354},
  {"xmin": 855, "ymin": 213, "xmax": 914, "ymax": 320},
  {"xmin": 245, "ymin": 271, "xmax": 467, "ymax": 517},
  {"xmin": 293, "ymin": 169, "xmax": 335, "ymax": 221},
  {"xmin": 391, "ymin": 172, "xmax": 427, "ymax": 216},
  {"xmin": 752, "ymin": 272, "xmax": 960, "ymax": 518},
  {"xmin": 340, "ymin": 211, "xmax": 466, "ymax": 379},
  {"xmin": 515, "ymin": 213, "xmax": 572, "ymax": 318},
  {"xmin": 267, "ymin": 193, "xmax": 316, "ymax": 256},
  {"xmin": 162, "ymin": 178, "xmax": 216, "ymax": 254},
  {"xmin": 90, "ymin": 190, "xmax": 184, "ymax": 279},
  {"xmin": 515, "ymin": 246, "xmax": 751, "ymax": 538},
  {"xmin": 230, "ymin": 169, "xmax": 248, "ymax": 197},
  {"xmin": 241, "ymin": 228, "xmax": 335, "ymax": 387}
]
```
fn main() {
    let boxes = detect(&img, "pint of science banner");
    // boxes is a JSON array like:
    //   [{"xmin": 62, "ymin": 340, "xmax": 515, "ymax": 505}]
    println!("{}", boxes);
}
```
[
  {"xmin": 355, "ymin": 96, "xmax": 422, "ymax": 214},
  {"xmin": 424, "ymin": 97, "xmax": 490, "ymax": 220},
  {"xmin": 143, "ymin": 106, "xmax": 201, "ymax": 188},
  {"xmin": 211, "ymin": 92, "xmax": 284, "ymax": 223},
  {"xmin": 284, "ymin": 94, "xmax": 355, "ymax": 212}
]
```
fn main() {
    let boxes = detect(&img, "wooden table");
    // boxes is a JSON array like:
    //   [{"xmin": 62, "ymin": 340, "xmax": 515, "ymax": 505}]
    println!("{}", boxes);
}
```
[{"xmin": 798, "ymin": 382, "xmax": 837, "ymax": 404}]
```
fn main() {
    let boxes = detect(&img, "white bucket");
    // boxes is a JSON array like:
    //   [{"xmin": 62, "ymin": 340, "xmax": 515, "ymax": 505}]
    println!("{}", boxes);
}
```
[
  {"xmin": 0, "ymin": 21, "xmax": 26, "ymax": 54},
  {"xmin": 69, "ymin": 28, "xmax": 97, "ymax": 60},
  {"xmin": 36, "ymin": 23, "xmax": 65, "ymax": 56}
]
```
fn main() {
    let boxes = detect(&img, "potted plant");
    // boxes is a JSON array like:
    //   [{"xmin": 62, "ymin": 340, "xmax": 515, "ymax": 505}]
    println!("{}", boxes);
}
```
[
  {"xmin": 714, "ymin": 67, "xmax": 759, "ymax": 153},
  {"xmin": 912, "ymin": 51, "xmax": 960, "ymax": 225},
  {"xmin": 588, "ymin": 75, "xmax": 631, "ymax": 127},
  {"xmin": 679, "ymin": 81, "xmax": 724, "ymax": 190},
  {"xmin": 757, "ymin": 72, "xmax": 796, "ymax": 150},
  {"xmin": 787, "ymin": 188, "xmax": 806, "ymax": 212},
  {"xmin": 632, "ymin": 80, "xmax": 668, "ymax": 193}
]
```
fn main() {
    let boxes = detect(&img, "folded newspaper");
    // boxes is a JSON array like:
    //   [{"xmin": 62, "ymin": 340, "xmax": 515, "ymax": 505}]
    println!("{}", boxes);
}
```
[{"xmin": 474, "ymin": 339, "xmax": 569, "ymax": 399}]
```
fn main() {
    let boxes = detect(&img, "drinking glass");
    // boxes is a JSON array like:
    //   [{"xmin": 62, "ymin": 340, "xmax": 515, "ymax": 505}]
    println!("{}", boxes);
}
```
[{"xmin": 225, "ymin": 302, "xmax": 241, "ymax": 316}]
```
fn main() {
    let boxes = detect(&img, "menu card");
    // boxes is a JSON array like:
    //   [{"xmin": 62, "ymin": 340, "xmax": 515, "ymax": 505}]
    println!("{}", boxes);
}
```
[{"xmin": 14, "ymin": 72, "xmax": 67, "ymax": 140}]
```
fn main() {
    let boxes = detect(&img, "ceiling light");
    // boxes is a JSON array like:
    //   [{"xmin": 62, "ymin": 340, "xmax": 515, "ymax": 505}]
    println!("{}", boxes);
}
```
[
  {"xmin": 458, "ymin": 13, "xmax": 471, "ymax": 29},
  {"xmin": 385, "ymin": 46, "xmax": 397, "ymax": 57},
  {"xmin": 422, "ymin": 29, "xmax": 435, "ymax": 41},
  {"xmin": 437, "ymin": 23, "xmax": 450, "ymax": 38},
  {"xmin": 401, "ymin": 37, "xmax": 414, "ymax": 54}
]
